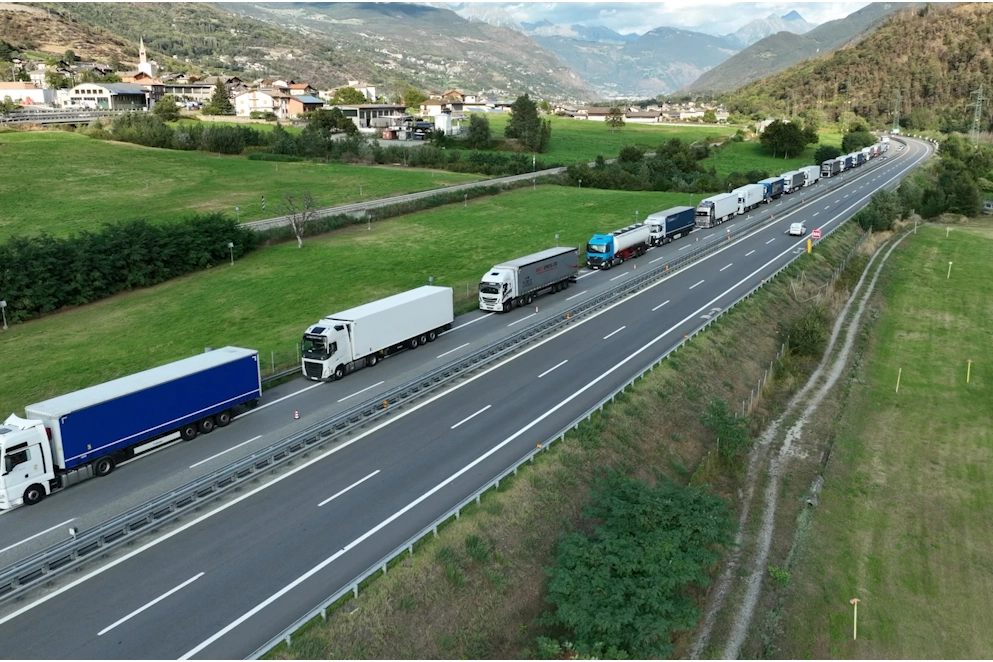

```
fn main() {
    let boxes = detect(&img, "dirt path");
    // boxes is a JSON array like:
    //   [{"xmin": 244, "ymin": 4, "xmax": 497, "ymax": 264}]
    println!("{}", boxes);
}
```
[{"xmin": 690, "ymin": 230, "xmax": 911, "ymax": 659}]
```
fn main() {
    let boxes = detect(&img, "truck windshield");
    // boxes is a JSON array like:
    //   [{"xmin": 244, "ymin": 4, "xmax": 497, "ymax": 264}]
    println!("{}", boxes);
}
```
[
  {"xmin": 302, "ymin": 337, "xmax": 328, "ymax": 357},
  {"xmin": 587, "ymin": 243, "xmax": 608, "ymax": 254},
  {"xmin": 479, "ymin": 283, "xmax": 501, "ymax": 295}
]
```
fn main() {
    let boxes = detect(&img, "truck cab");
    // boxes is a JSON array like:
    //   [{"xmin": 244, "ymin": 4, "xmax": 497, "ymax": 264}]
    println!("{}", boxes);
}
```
[
  {"xmin": 478, "ymin": 268, "xmax": 515, "ymax": 312},
  {"xmin": 1, "ymin": 415, "xmax": 55, "ymax": 508},
  {"xmin": 586, "ymin": 234, "xmax": 614, "ymax": 269},
  {"xmin": 302, "ymin": 321, "xmax": 354, "ymax": 381}
]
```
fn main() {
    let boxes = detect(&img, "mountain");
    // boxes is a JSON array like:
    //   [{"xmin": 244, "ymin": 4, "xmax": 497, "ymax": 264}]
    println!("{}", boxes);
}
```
[
  {"xmin": 725, "ymin": 11, "xmax": 814, "ymax": 49},
  {"xmin": 449, "ymin": 2, "xmax": 521, "ymax": 31},
  {"xmin": 536, "ymin": 26, "xmax": 737, "ymax": 98},
  {"xmin": 0, "ymin": 4, "xmax": 137, "ymax": 65},
  {"xmin": 726, "ymin": 3, "xmax": 992, "ymax": 132},
  {"xmin": 223, "ymin": 2, "xmax": 594, "ymax": 100},
  {"xmin": 683, "ymin": 2, "xmax": 908, "ymax": 94}
]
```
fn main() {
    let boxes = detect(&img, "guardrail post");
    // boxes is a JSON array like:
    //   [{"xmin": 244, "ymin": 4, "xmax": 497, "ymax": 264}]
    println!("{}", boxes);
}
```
[{"xmin": 352, "ymin": 584, "xmax": 359, "ymax": 598}]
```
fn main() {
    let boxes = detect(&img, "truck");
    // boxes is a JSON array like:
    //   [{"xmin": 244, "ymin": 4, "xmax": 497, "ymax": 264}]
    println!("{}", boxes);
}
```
[
  {"xmin": 734, "ymin": 184, "xmax": 765, "ymax": 215},
  {"xmin": 302, "ymin": 286, "xmax": 454, "ymax": 381},
  {"xmin": 861, "ymin": 146, "xmax": 872, "ymax": 161},
  {"xmin": 0, "ymin": 347, "xmax": 262, "ymax": 508},
  {"xmin": 843, "ymin": 154, "xmax": 855, "ymax": 170},
  {"xmin": 646, "ymin": 206, "xmax": 695, "ymax": 245},
  {"xmin": 478, "ymin": 247, "xmax": 579, "ymax": 312},
  {"xmin": 695, "ymin": 192, "xmax": 738, "ymax": 229},
  {"xmin": 586, "ymin": 223, "xmax": 651, "ymax": 270},
  {"xmin": 758, "ymin": 176, "xmax": 785, "ymax": 202},
  {"xmin": 780, "ymin": 171, "xmax": 805, "ymax": 194},
  {"xmin": 801, "ymin": 165, "xmax": 820, "ymax": 187},
  {"xmin": 821, "ymin": 159, "xmax": 841, "ymax": 177}
]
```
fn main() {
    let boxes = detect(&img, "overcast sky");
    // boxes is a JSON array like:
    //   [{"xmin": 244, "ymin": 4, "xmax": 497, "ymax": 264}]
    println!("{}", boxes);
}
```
[{"xmin": 452, "ymin": 1, "xmax": 873, "ymax": 36}]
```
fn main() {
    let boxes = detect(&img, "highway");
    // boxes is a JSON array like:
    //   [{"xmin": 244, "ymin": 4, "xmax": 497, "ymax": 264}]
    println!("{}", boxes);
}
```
[{"xmin": 0, "ymin": 138, "xmax": 931, "ymax": 659}]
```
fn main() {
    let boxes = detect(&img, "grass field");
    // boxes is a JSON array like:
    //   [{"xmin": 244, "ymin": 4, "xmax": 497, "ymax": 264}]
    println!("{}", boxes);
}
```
[
  {"xmin": 776, "ymin": 222, "xmax": 993, "ymax": 658},
  {"xmin": 0, "ymin": 131, "xmax": 483, "ymax": 240},
  {"xmin": 702, "ymin": 128, "xmax": 845, "ymax": 178},
  {"xmin": 0, "ymin": 185, "xmax": 705, "ymax": 417},
  {"xmin": 483, "ymin": 113, "xmax": 734, "ymax": 164}
]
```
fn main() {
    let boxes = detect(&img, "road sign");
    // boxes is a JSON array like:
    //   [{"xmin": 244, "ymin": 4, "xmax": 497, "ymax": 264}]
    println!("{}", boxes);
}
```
[{"xmin": 812, "ymin": 228, "xmax": 822, "ymax": 239}]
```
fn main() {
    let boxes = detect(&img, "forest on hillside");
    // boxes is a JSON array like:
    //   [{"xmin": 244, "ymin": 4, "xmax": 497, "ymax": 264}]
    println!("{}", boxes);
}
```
[{"xmin": 726, "ymin": 3, "xmax": 993, "ymax": 133}]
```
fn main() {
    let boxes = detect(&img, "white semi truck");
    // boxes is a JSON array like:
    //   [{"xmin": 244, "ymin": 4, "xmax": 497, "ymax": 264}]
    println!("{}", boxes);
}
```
[
  {"xmin": 734, "ymin": 184, "xmax": 765, "ymax": 214},
  {"xmin": 800, "ymin": 165, "xmax": 820, "ymax": 187},
  {"xmin": 301, "ymin": 286, "xmax": 454, "ymax": 381},
  {"xmin": 695, "ymin": 192, "xmax": 738, "ymax": 228},
  {"xmin": 478, "ymin": 247, "xmax": 579, "ymax": 313}
]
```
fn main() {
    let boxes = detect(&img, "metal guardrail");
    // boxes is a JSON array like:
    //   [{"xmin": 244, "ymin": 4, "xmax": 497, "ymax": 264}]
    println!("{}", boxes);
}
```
[
  {"xmin": 0, "ymin": 147, "xmax": 906, "ymax": 606},
  {"xmin": 0, "ymin": 109, "xmax": 123, "ymax": 124}
]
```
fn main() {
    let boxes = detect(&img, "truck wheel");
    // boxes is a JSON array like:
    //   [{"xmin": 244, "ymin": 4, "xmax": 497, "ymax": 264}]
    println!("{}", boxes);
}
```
[
  {"xmin": 94, "ymin": 456, "xmax": 116, "ymax": 477},
  {"xmin": 366, "ymin": 354, "xmax": 378, "ymax": 367},
  {"xmin": 334, "ymin": 365, "xmax": 345, "ymax": 381},
  {"xmin": 418, "ymin": 333, "xmax": 428, "ymax": 346},
  {"xmin": 407, "ymin": 337, "xmax": 419, "ymax": 349},
  {"xmin": 427, "ymin": 330, "xmax": 437, "ymax": 342},
  {"xmin": 23, "ymin": 484, "xmax": 46, "ymax": 506},
  {"xmin": 199, "ymin": 417, "xmax": 216, "ymax": 434},
  {"xmin": 180, "ymin": 423, "xmax": 199, "ymax": 441},
  {"xmin": 216, "ymin": 410, "xmax": 232, "ymax": 427}
]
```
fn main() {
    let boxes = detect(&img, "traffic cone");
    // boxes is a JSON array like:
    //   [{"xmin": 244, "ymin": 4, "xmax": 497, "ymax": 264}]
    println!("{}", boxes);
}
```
[
  {"xmin": 294, "ymin": 410, "xmax": 299, "ymax": 420},
  {"xmin": 535, "ymin": 306, "xmax": 539, "ymax": 313}
]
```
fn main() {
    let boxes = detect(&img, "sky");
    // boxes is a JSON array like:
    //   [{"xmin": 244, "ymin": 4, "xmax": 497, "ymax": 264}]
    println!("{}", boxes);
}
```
[{"xmin": 450, "ymin": 1, "xmax": 873, "ymax": 37}]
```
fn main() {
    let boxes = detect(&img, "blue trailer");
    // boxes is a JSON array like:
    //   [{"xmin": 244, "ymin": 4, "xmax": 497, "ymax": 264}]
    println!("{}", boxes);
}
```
[
  {"xmin": 646, "ymin": 206, "xmax": 695, "ymax": 245},
  {"xmin": 1, "ymin": 347, "xmax": 261, "ymax": 507},
  {"xmin": 843, "ymin": 155, "xmax": 855, "ymax": 170},
  {"xmin": 757, "ymin": 176, "xmax": 785, "ymax": 202}
]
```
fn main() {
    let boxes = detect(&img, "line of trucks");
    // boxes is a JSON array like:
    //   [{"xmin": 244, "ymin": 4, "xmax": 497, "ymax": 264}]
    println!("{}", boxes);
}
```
[
  {"xmin": 821, "ymin": 139, "xmax": 889, "ymax": 178},
  {"xmin": 3, "ymin": 138, "xmax": 898, "ymax": 509}
]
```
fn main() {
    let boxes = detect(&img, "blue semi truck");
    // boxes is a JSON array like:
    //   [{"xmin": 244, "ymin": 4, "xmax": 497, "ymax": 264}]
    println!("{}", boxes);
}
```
[
  {"xmin": 757, "ymin": 176, "xmax": 785, "ymax": 202},
  {"xmin": 0, "ymin": 347, "xmax": 261, "ymax": 508},
  {"xmin": 645, "ymin": 206, "xmax": 695, "ymax": 245}
]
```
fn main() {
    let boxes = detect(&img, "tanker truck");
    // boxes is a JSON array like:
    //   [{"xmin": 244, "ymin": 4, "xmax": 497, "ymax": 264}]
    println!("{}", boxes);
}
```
[{"xmin": 586, "ymin": 223, "xmax": 651, "ymax": 270}]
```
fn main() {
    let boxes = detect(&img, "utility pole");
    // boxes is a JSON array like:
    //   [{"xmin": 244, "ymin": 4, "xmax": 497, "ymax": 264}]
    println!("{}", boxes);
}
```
[
  {"xmin": 892, "ymin": 89, "xmax": 901, "ymax": 133},
  {"xmin": 970, "ymin": 84, "xmax": 985, "ymax": 147}
]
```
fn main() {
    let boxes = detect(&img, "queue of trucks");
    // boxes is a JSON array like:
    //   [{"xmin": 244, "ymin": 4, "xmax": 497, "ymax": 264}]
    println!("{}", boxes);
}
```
[{"xmin": 822, "ymin": 139, "xmax": 888, "ymax": 177}]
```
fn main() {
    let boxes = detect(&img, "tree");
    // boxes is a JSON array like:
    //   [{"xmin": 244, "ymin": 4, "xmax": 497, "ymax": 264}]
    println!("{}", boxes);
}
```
[
  {"xmin": 282, "ymin": 191, "xmax": 319, "ymax": 248},
  {"xmin": 848, "ymin": 115, "xmax": 871, "ymax": 133},
  {"xmin": 152, "ymin": 94, "xmax": 180, "ymax": 122},
  {"xmin": 0, "ymin": 39, "xmax": 15, "ymax": 61},
  {"xmin": 330, "ymin": 86, "xmax": 367, "ymax": 104},
  {"xmin": 605, "ymin": 106, "xmax": 625, "ymax": 132},
  {"xmin": 63, "ymin": 49, "xmax": 76, "ymax": 64},
  {"xmin": 544, "ymin": 473, "xmax": 735, "ymax": 659},
  {"xmin": 44, "ymin": 71, "xmax": 72, "ymax": 90},
  {"xmin": 538, "ymin": 99, "xmax": 551, "ymax": 113},
  {"xmin": 813, "ymin": 145, "xmax": 842, "ymax": 164},
  {"xmin": 703, "ymin": 109, "xmax": 717, "ymax": 123},
  {"xmin": 0, "ymin": 95, "xmax": 21, "ymax": 116},
  {"xmin": 465, "ymin": 114, "xmax": 492, "ymax": 149},
  {"xmin": 505, "ymin": 93, "xmax": 551, "ymax": 152},
  {"xmin": 77, "ymin": 70, "xmax": 121, "ymax": 84},
  {"xmin": 402, "ymin": 86, "xmax": 427, "ymax": 110},
  {"xmin": 842, "ymin": 130, "xmax": 875, "ymax": 153},
  {"xmin": 700, "ymin": 398, "xmax": 751, "ymax": 458},
  {"xmin": 759, "ymin": 119, "xmax": 810, "ymax": 158},
  {"xmin": 202, "ymin": 82, "xmax": 234, "ymax": 116}
]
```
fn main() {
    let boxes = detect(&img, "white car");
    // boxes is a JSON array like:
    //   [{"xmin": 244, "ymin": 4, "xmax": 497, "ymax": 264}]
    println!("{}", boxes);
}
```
[{"xmin": 788, "ymin": 222, "xmax": 806, "ymax": 236}]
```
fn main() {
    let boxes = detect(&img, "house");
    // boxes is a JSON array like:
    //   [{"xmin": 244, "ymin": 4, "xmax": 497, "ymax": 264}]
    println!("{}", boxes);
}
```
[
  {"xmin": 0, "ymin": 82, "xmax": 57, "ymax": 106},
  {"xmin": 332, "ymin": 103, "xmax": 408, "ymax": 130},
  {"xmin": 625, "ymin": 110, "xmax": 661, "ymax": 124},
  {"xmin": 678, "ymin": 109, "xmax": 705, "ymax": 121},
  {"xmin": 419, "ymin": 98, "xmax": 464, "ymax": 118},
  {"xmin": 287, "ymin": 95, "xmax": 325, "ymax": 117},
  {"xmin": 118, "ymin": 71, "xmax": 158, "ymax": 84},
  {"xmin": 163, "ymin": 82, "xmax": 216, "ymax": 103},
  {"xmin": 346, "ymin": 80, "xmax": 377, "ymax": 101},
  {"xmin": 574, "ymin": 107, "xmax": 613, "ymax": 121},
  {"xmin": 235, "ymin": 89, "xmax": 281, "ymax": 117},
  {"xmin": 75, "ymin": 63, "xmax": 114, "ymax": 76},
  {"xmin": 288, "ymin": 83, "xmax": 319, "ymax": 97},
  {"xmin": 714, "ymin": 109, "xmax": 730, "ymax": 123},
  {"xmin": 64, "ymin": 83, "xmax": 149, "ymax": 110},
  {"xmin": 441, "ymin": 89, "xmax": 465, "ymax": 102}
]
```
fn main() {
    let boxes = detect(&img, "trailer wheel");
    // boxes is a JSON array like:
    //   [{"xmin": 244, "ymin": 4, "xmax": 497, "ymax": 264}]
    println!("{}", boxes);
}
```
[
  {"xmin": 216, "ymin": 410, "xmax": 232, "ymax": 427},
  {"xmin": 180, "ymin": 423, "xmax": 199, "ymax": 441},
  {"xmin": 23, "ymin": 484, "xmax": 46, "ymax": 506},
  {"xmin": 407, "ymin": 337, "xmax": 419, "ymax": 349},
  {"xmin": 198, "ymin": 417, "xmax": 216, "ymax": 434},
  {"xmin": 334, "ymin": 365, "xmax": 345, "ymax": 381},
  {"xmin": 94, "ymin": 456, "xmax": 116, "ymax": 477},
  {"xmin": 366, "ymin": 354, "xmax": 378, "ymax": 367},
  {"xmin": 427, "ymin": 330, "xmax": 437, "ymax": 342},
  {"xmin": 418, "ymin": 333, "xmax": 428, "ymax": 346}
]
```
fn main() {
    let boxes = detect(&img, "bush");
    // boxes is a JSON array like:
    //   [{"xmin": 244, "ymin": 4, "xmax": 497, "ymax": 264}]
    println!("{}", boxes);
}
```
[
  {"xmin": 249, "ymin": 110, "xmax": 277, "ymax": 121},
  {"xmin": 854, "ymin": 189, "xmax": 901, "ymax": 231},
  {"xmin": 700, "ymin": 398, "xmax": 752, "ymax": 458},
  {"xmin": 781, "ymin": 303, "xmax": 830, "ymax": 358},
  {"xmin": 247, "ymin": 152, "xmax": 304, "ymax": 162},
  {"xmin": 813, "ymin": 145, "xmax": 842, "ymax": 165}
]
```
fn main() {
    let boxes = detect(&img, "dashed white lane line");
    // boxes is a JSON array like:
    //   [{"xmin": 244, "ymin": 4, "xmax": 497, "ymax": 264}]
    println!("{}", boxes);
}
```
[
  {"xmin": 0, "ymin": 519, "xmax": 76, "ymax": 556},
  {"xmin": 318, "ymin": 470, "xmax": 381, "ymax": 507},
  {"xmin": 652, "ymin": 300, "xmax": 670, "ymax": 312},
  {"xmin": 189, "ymin": 436, "xmax": 263, "ymax": 469},
  {"xmin": 566, "ymin": 289, "xmax": 587, "ymax": 301},
  {"xmin": 538, "ymin": 360, "xmax": 568, "ymax": 379},
  {"xmin": 240, "ymin": 382, "xmax": 324, "ymax": 417},
  {"xmin": 603, "ymin": 326, "xmax": 626, "ymax": 340},
  {"xmin": 720, "ymin": 263, "xmax": 733, "ymax": 272},
  {"xmin": 766, "ymin": 238, "xmax": 776, "ymax": 245},
  {"xmin": 650, "ymin": 255, "xmax": 667, "ymax": 264},
  {"xmin": 679, "ymin": 245, "xmax": 692, "ymax": 251},
  {"xmin": 337, "ymin": 381, "xmax": 385, "ymax": 403},
  {"xmin": 450, "ymin": 405, "xmax": 492, "ymax": 430},
  {"xmin": 610, "ymin": 272, "xmax": 628, "ymax": 281},
  {"xmin": 704, "ymin": 233, "xmax": 715, "ymax": 239},
  {"xmin": 813, "ymin": 212, "xmax": 820, "ymax": 216},
  {"xmin": 436, "ymin": 343, "xmax": 470, "ymax": 359},
  {"xmin": 507, "ymin": 313, "xmax": 536, "ymax": 327},
  {"xmin": 98, "ymin": 573, "xmax": 204, "ymax": 636},
  {"xmin": 745, "ymin": 250, "xmax": 756, "ymax": 257},
  {"xmin": 576, "ymin": 271, "xmax": 598, "ymax": 280},
  {"xmin": 444, "ymin": 312, "xmax": 495, "ymax": 333},
  {"xmin": 689, "ymin": 279, "xmax": 705, "ymax": 290}
]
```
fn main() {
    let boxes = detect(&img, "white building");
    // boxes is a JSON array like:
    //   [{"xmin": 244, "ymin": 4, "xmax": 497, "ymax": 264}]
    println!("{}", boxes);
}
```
[
  {"xmin": 137, "ymin": 38, "xmax": 160, "ymax": 78},
  {"xmin": 235, "ymin": 89, "xmax": 281, "ymax": 117},
  {"xmin": 0, "ymin": 82, "xmax": 57, "ymax": 106}
]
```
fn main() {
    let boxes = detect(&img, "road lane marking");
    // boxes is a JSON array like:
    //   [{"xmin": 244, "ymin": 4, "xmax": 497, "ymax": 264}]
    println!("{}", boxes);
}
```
[
  {"xmin": 652, "ymin": 300, "xmax": 670, "ymax": 312},
  {"xmin": 650, "ymin": 255, "xmax": 667, "ymax": 264},
  {"xmin": 565, "ymin": 290, "xmax": 587, "ymax": 301},
  {"xmin": 538, "ymin": 360, "xmax": 568, "ymax": 378},
  {"xmin": 0, "ymin": 519, "xmax": 76, "ymax": 556},
  {"xmin": 337, "ymin": 381, "xmax": 386, "ymax": 403},
  {"xmin": 766, "ymin": 238, "xmax": 775, "ymax": 245},
  {"xmin": 679, "ymin": 245, "xmax": 691, "ymax": 251},
  {"xmin": 507, "ymin": 313, "xmax": 536, "ymax": 327},
  {"xmin": 442, "ymin": 313, "xmax": 495, "ymax": 334},
  {"xmin": 689, "ymin": 279, "xmax": 705, "ymax": 289},
  {"xmin": 610, "ymin": 273, "xmax": 628, "ymax": 281},
  {"xmin": 451, "ymin": 405, "xmax": 492, "ymax": 429},
  {"xmin": 704, "ymin": 233, "xmax": 715, "ymax": 239},
  {"xmin": 813, "ymin": 212, "xmax": 820, "ymax": 216},
  {"xmin": 99, "ymin": 573, "xmax": 204, "ymax": 636},
  {"xmin": 436, "ymin": 343, "xmax": 470, "ymax": 359},
  {"xmin": 720, "ymin": 263, "xmax": 732, "ymax": 272},
  {"xmin": 745, "ymin": 250, "xmax": 756, "ymax": 257},
  {"xmin": 241, "ymin": 382, "xmax": 325, "ymax": 417},
  {"xmin": 318, "ymin": 470, "xmax": 381, "ymax": 507},
  {"xmin": 576, "ymin": 271, "xmax": 597, "ymax": 280},
  {"xmin": 189, "ymin": 436, "xmax": 263, "ymax": 469},
  {"xmin": 603, "ymin": 326, "xmax": 626, "ymax": 340}
]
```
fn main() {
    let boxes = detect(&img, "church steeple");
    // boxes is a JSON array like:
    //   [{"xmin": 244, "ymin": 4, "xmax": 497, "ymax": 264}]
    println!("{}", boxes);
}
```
[{"xmin": 139, "ymin": 37, "xmax": 147, "ymax": 65}]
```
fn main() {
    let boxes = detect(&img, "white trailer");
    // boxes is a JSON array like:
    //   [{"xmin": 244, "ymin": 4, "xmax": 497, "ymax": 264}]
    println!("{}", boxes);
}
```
[
  {"xmin": 302, "ymin": 286, "xmax": 454, "ymax": 381},
  {"xmin": 695, "ymin": 192, "xmax": 738, "ymax": 228},
  {"xmin": 800, "ymin": 165, "xmax": 820, "ymax": 187},
  {"xmin": 478, "ymin": 247, "xmax": 579, "ymax": 312},
  {"xmin": 734, "ymin": 184, "xmax": 765, "ymax": 215}
]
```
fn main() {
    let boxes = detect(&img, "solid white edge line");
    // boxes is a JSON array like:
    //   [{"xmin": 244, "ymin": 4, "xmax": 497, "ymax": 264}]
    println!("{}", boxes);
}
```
[
  {"xmin": 317, "ymin": 470, "xmax": 381, "ymax": 507},
  {"xmin": 189, "ymin": 436, "xmax": 263, "ymax": 470},
  {"xmin": 538, "ymin": 360, "xmax": 568, "ymax": 379},
  {"xmin": 240, "ymin": 382, "xmax": 324, "ymax": 417},
  {"xmin": 689, "ymin": 279, "xmax": 705, "ymax": 289},
  {"xmin": 652, "ymin": 300, "xmax": 670, "ymax": 312},
  {"xmin": 337, "ymin": 381, "xmax": 386, "ymax": 403},
  {"xmin": 436, "ymin": 342, "xmax": 470, "ymax": 359},
  {"xmin": 507, "ymin": 313, "xmax": 536, "ymax": 327},
  {"xmin": 565, "ymin": 290, "xmax": 587, "ymax": 301},
  {"xmin": 603, "ymin": 326, "xmax": 626, "ymax": 340},
  {"xmin": 450, "ymin": 405, "xmax": 492, "ymax": 430},
  {"xmin": 0, "ymin": 519, "xmax": 76, "ymax": 556},
  {"xmin": 98, "ymin": 573, "xmax": 204, "ymax": 636},
  {"xmin": 0, "ymin": 140, "xmax": 928, "ymax": 646}
]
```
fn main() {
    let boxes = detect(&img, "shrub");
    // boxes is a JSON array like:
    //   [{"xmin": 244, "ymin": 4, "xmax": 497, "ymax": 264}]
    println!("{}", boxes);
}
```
[{"xmin": 781, "ymin": 303, "xmax": 830, "ymax": 358}]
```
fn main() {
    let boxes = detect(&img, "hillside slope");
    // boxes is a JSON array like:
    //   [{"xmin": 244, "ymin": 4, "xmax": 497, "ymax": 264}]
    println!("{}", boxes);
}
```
[
  {"xmin": 726, "ymin": 3, "xmax": 993, "ymax": 131},
  {"xmin": 683, "ymin": 2, "xmax": 907, "ymax": 94},
  {"xmin": 0, "ymin": 3, "xmax": 135, "ymax": 64}
]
